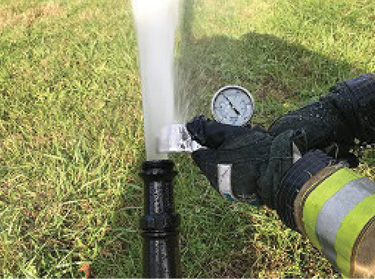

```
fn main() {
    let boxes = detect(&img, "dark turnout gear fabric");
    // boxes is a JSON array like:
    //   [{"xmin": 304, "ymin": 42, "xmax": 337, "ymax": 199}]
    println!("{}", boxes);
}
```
[
  {"xmin": 186, "ymin": 115, "xmax": 306, "ymax": 208},
  {"xmin": 269, "ymin": 99, "xmax": 353, "ymax": 155},
  {"xmin": 325, "ymin": 73, "xmax": 375, "ymax": 144},
  {"xmin": 276, "ymin": 150, "xmax": 333, "ymax": 229},
  {"xmin": 270, "ymin": 73, "xmax": 375, "ymax": 166}
]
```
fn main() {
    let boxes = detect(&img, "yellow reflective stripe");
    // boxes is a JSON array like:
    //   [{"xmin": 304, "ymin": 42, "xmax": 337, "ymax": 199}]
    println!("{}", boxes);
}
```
[
  {"xmin": 315, "ymin": 177, "xmax": 375, "ymax": 268},
  {"xmin": 335, "ymin": 193, "xmax": 375, "ymax": 277},
  {"xmin": 302, "ymin": 169, "xmax": 361, "ymax": 250}
]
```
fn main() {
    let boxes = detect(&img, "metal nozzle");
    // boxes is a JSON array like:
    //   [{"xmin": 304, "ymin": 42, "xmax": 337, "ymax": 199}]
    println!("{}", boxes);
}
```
[{"xmin": 158, "ymin": 124, "xmax": 202, "ymax": 153}]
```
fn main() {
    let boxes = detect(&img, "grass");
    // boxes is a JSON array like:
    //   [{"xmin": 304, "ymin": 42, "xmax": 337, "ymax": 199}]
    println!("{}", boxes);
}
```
[{"xmin": 0, "ymin": 0, "xmax": 374, "ymax": 277}]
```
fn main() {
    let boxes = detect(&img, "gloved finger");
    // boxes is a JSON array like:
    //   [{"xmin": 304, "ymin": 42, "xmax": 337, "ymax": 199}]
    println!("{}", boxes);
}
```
[
  {"xmin": 342, "ymin": 153, "xmax": 359, "ymax": 168},
  {"xmin": 324, "ymin": 144, "xmax": 359, "ymax": 168},
  {"xmin": 191, "ymin": 148, "xmax": 219, "ymax": 190},
  {"xmin": 186, "ymin": 115, "xmax": 249, "ymax": 149},
  {"xmin": 251, "ymin": 125, "xmax": 267, "ymax": 133}
]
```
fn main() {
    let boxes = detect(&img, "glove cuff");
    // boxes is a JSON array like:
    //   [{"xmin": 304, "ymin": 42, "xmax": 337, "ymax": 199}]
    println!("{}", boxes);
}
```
[{"xmin": 275, "ymin": 150, "xmax": 332, "ymax": 230}]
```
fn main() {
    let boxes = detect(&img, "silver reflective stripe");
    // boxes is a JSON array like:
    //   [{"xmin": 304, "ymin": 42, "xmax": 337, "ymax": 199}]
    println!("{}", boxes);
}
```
[
  {"xmin": 315, "ymin": 177, "xmax": 375, "ymax": 266},
  {"xmin": 292, "ymin": 142, "xmax": 302, "ymax": 163},
  {"xmin": 217, "ymin": 164, "xmax": 237, "ymax": 201}
]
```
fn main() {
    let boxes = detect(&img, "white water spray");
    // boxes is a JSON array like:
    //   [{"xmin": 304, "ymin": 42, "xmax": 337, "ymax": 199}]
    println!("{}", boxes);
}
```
[{"xmin": 132, "ymin": 0, "xmax": 181, "ymax": 160}]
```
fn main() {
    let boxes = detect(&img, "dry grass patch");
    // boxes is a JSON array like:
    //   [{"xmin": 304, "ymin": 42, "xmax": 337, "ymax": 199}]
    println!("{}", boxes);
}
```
[
  {"xmin": 0, "ymin": 3, "xmax": 66, "ymax": 28},
  {"xmin": 79, "ymin": 8, "xmax": 101, "ymax": 20}
]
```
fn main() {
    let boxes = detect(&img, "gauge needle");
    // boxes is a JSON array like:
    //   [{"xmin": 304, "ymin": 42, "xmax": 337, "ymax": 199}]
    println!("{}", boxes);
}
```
[{"xmin": 223, "ymin": 94, "xmax": 240, "ymax": 115}]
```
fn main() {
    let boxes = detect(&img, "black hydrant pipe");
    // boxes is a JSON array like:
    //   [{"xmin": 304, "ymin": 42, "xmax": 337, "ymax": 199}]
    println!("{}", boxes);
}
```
[{"xmin": 139, "ymin": 160, "xmax": 182, "ymax": 278}]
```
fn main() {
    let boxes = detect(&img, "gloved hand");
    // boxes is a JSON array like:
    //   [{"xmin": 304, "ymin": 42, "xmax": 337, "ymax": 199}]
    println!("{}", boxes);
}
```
[
  {"xmin": 186, "ymin": 115, "xmax": 306, "ymax": 208},
  {"xmin": 270, "ymin": 73, "xmax": 375, "ymax": 167}
]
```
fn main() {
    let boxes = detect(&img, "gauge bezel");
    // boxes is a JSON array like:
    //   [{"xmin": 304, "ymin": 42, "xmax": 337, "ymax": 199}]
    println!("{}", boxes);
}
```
[{"xmin": 211, "ymin": 85, "xmax": 255, "ymax": 126}]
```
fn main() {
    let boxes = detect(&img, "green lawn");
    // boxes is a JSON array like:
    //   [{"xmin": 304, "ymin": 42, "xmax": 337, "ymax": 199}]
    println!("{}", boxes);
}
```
[{"xmin": 0, "ymin": 0, "xmax": 374, "ymax": 277}]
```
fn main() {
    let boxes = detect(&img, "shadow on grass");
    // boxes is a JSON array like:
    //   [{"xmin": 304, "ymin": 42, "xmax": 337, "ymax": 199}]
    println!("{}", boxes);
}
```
[{"xmin": 176, "ymin": 32, "xmax": 363, "ymax": 126}]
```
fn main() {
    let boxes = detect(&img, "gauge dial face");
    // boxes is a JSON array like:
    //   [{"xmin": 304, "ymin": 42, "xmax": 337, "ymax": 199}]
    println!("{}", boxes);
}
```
[{"xmin": 211, "ymin": 86, "xmax": 255, "ymax": 126}]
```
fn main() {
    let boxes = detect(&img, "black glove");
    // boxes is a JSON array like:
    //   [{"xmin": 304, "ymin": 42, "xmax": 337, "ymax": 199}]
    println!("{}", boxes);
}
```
[
  {"xmin": 186, "ymin": 115, "xmax": 306, "ymax": 208},
  {"xmin": 270, "ymin": 73, "xmax": 375, "ymax": 167},
  {"xmin": 269, "ymin": 98, "xmax": 357, "ymax": 165}
]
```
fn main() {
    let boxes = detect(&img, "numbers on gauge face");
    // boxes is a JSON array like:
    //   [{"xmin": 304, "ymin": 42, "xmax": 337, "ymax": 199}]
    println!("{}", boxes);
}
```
[{"xmin": 212, "ymin": 86, "xmax": 254, "ymax": 126}]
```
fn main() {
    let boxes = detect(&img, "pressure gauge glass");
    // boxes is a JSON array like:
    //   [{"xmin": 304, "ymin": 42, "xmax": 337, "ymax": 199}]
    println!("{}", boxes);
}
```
[{"xmin": 211, "ymin": 86, "xmax": 255, "ymax": 126}]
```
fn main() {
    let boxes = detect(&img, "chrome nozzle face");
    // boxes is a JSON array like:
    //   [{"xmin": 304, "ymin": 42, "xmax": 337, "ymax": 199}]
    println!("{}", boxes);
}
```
[{"xmin": 158, "ymin": 124, "xmax": 202, "ymax": 153}]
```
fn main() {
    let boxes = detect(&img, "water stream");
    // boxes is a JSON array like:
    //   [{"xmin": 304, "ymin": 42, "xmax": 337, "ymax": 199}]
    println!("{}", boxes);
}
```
[{"xmin": 132, "ymin": 0, "xmax": 181, "ymax": 160}]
